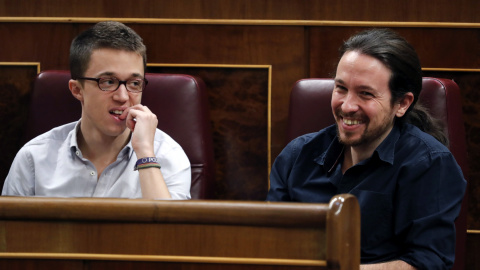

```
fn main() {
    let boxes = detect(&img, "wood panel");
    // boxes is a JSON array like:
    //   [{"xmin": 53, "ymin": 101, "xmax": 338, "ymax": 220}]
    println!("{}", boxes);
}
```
[
  {"xmin": 308, "ymin": 27, "xmax": 480, "ymax": 77},
  {"xmin": 0, "ymin": 64, "xmax": 38, "ymax": 189},
  {"xmin": 0, "ymin": 259, "xmax": 83, "ymax": 270},
  {"xmin": 148, "ymin": 65, "xmax": 270, "ymax": 200},
  {"xmin": 131, "ymin": 23, "xmax": 305, "ymax": 161},
  {"xmin": 466, "ymin": 231, "xmax": 480, "ymax": 270},
  {"xmin": 0, "ymin": 195, "xmax": 361, "ymax": 270},
  {"xmin": 0, "ymin": 260, "xmax": 320, "ymax": 270},
  {"xmin": 0, "ymin": 0, "xmax": 479, "ymax": 22}
]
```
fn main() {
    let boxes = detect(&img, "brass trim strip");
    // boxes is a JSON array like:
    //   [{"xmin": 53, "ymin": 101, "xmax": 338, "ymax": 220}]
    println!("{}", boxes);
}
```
[
  {"xmin": 0, "ymin": 62, "xmax": 41, "ymax": 73},
  {"xmin": 423, "ymin": 68, "xmax": 480, "ymax": 72},
  {"xmin": 0, "ymin": 252, "xmax": 327, "ymax": 266},
  {"xmin": 467, "ymin": 230, "xmax": 480, "ymax": 234},
  {"xmin": 1, "ymin": 17, "xmax": 480, "ymax": 28},
  {"xmin": 149, "ymin": 63, "xmax": 272, "ymax": 69},
  {"xmin": 147, "ymin": 63, "xmax": 273, "ymax": 180},
  {"xmin": 267, "ymin": 65, "xmax": 273, "ymax": 185}
]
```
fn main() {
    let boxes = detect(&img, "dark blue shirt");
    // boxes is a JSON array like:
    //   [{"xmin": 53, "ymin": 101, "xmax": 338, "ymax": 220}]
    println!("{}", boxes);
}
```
[{"xmin": 267, "ymin": 124, "xmax": 466, "ymax": 269}]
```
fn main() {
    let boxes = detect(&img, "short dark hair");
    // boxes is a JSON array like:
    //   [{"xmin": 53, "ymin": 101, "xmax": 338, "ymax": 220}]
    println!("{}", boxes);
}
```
[
  {"xmin": 69, "ymin": 21, "xmax": 147, "ymax": 80},
  {"xmin": 337, "ymin": 28, "xmax": 447, "ymax": 145}
]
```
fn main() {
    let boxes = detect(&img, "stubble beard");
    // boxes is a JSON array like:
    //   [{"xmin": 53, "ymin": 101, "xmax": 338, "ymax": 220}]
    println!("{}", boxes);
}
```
[{"xmin": 334, "ymin": 109, "xmax": 394, "ymax": 148}]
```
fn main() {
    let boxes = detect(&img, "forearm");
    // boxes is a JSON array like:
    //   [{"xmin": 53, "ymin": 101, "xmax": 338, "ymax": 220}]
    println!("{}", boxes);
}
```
[
  {"xmin": 125, "ymin": 104, "xmax": 172, "ymax": 199},
  {"xmin": 138, "ymin": 167, "xmax": 172, "ymax": 199},
  {"xmin": 361, "ymin": 260, "xmax": 417, "ymax": 270},
  {"xmin": 134, "ymin": 141, "xmax": 191, "ymax": 200},
  {"xmin": 135, "ymin": 147, "xmax": 171, "ymax": 199}
]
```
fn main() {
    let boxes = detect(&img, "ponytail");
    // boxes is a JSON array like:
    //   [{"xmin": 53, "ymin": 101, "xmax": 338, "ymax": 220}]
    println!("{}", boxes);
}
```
[{"xmin": 403, "ymin": 103, "xmax": 449, "ymax": 146}]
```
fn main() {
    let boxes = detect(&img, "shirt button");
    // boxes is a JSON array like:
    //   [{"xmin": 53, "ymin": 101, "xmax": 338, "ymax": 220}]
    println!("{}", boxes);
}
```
[
  {"xmin": 90, "ymin": 171, "xmax": 96, "ymax": 176},
  {"xmin": 76, "ymin": 151, "xmax": 80, "ymax": 156}
]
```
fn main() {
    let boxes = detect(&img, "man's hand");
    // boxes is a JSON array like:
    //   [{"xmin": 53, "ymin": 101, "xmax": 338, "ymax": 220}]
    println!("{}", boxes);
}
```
[
  {"xmin": 122, "ymin": 104, "xmax": 158, "ymax": 158},
  {"xmin": 120, "ymin": 104, "xmax": 171, "ymax": 199}
]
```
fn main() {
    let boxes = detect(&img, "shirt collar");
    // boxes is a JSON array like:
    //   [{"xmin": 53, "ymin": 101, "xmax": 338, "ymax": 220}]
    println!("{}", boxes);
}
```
[
  {"xmin": 68, "ymin": 120, "xmax": 134, "ymax": 158},
  {"xmin": 123, "ymin": 138, "xmax": 134, "ymax": 158},
  {"xmin": 374, "ymin": 124, "xmax": 401, "ymax": 165},
  {"xmin": 314, "ymin": 127, "xmax": 343, "ymax": 170},
  {"xmin": 316, "ymin": 123, "xmax": 401, "ymax": 170},
  {"xmin": 68, "ymin": 121, "xmax": 81, "ymax": 153}
]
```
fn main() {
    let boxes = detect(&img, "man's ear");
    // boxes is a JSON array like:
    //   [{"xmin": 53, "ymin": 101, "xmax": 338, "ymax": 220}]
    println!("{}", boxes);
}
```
[
  {"xmin": 69, "ymin": 79, "xmax": 84, "ymax": 103},
  {"xmin": 395, "ymin": 92, "xmax": 414, "ymax": 118}
]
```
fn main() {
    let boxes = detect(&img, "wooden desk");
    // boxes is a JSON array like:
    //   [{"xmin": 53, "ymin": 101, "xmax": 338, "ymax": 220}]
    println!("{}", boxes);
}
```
[{"xmin": 0, "ymin": 194, "xmax": 360, "ymax": 269}]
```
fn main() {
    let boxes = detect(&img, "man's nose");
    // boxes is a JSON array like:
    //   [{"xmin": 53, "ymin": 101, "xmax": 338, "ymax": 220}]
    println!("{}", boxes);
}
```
[
  {"xmin": 341, "ymin": 93, "xmax": 359, "ymax": 113},
  {"xmin": 113, "ymin": 83, "xmax": 129, "ymax": 101}
]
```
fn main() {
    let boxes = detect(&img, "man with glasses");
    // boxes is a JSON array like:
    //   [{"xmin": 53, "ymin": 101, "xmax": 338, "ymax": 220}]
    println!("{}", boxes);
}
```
[{"xmin": 2, "ymin": 21, "xmax": 191, "ymax": 199}]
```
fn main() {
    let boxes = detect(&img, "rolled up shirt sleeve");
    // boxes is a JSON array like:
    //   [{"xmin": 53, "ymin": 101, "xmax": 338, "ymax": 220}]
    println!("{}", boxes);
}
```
[{"xmin": 394, "ymin": 151, "xmax": 466, "ymax": 269}]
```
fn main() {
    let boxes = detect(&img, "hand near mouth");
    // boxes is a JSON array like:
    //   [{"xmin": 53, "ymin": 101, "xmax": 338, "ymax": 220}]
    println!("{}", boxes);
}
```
[
  {"xmin": 123, "ymin": 104, "xmax": 158, "ymax": 158},
  {"xmin": 117, "ymin": 109, "xmax": 135, "ymax": 130},
  {"xmin": 122, "ymin": 104, "xmax": 171, "ymax": 199}
]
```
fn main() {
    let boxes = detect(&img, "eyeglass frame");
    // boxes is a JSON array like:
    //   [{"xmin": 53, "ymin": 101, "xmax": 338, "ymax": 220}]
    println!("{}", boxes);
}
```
[{"xmin": 76, "ymin": 76, "xmax": 148, "ymax": 93}]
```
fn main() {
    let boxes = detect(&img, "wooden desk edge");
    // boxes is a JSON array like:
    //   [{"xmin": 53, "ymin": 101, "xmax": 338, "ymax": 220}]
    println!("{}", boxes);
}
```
[
  {"xmin": 0, "ymin": 196, "xmax": 332, "ymax": 227},
  {"xmin": 0, "ymin": 252, "xmax": 327, "ymax": 266}
]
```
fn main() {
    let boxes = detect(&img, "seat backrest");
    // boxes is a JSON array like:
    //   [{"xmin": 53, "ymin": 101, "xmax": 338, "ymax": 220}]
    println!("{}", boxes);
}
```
[
  {"xmin": 23, "ymin": 70, "xmax": 215, "ymax": 199},
  {"xmin": 286, "ymin": 77, "xmax": 468, "ymax": 270}
]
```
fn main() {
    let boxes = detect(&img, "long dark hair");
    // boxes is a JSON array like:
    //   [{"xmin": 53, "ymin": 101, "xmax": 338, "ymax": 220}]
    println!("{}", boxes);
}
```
[{"xmin": 338, "ymin": 28, "xmax": 448, "ymax": 145}]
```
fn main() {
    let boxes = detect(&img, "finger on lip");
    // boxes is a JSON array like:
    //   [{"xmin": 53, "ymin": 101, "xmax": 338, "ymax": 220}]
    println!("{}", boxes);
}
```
[{"xmin": 118, "ymin": 109, "xmax": 129, "ymax": 120}]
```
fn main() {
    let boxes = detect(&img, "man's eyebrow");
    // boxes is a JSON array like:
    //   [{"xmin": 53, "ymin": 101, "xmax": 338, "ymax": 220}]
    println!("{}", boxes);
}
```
[
  {"xmin": 97, "ymin": 72, "xmax": 143, "ymax": 78},
  {"xmin": 334, "ymin": 78, "xmax": 345, "ymax": 84},
  {"xmin": 334, "ymin": 78, "xmax": 376, "ymax": 91},
  {"xmin": 357, "ymin": 85, "xmax": 375, "ymax": 92},
  {"xmin": 97, "ymin": 72, "xmax": 114, "ymax": 77}
]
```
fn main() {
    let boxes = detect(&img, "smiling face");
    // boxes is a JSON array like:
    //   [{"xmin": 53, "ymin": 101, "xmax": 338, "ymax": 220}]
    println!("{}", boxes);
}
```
[
  {"xmin": 69, "ymin": 48, "xmax": 144, "ymax": 140},
  {"xmin": 331, "ymin": 51, "xmax": 410, "ymax": 151}
]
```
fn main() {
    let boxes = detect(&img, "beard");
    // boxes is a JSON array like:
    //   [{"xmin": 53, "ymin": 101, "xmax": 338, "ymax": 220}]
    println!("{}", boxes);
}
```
[{"xmin": 334, "ymin": 108, "xmax": 395, "ymax": 147}]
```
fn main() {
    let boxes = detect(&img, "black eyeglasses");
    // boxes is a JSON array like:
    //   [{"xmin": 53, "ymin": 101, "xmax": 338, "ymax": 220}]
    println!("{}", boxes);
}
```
[{"xmin": 77, "ymin": 76, "xmax": 148, "ymax": 93}]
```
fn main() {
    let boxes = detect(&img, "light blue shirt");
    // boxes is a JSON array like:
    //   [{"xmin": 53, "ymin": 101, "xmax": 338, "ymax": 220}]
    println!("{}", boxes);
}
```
[{"xmin": 2, "ymin": 121, "xmax": 191, "ymax": 199}]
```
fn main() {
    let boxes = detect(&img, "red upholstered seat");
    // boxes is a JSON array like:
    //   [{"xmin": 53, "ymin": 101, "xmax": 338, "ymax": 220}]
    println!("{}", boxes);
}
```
[
  {"xmin": 286, "ymin": 77, "xmax": 468, "ymax": 270},
  {"xmin": 24, "ymin": 70, "xmax": 215, "ymax": 199}
]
